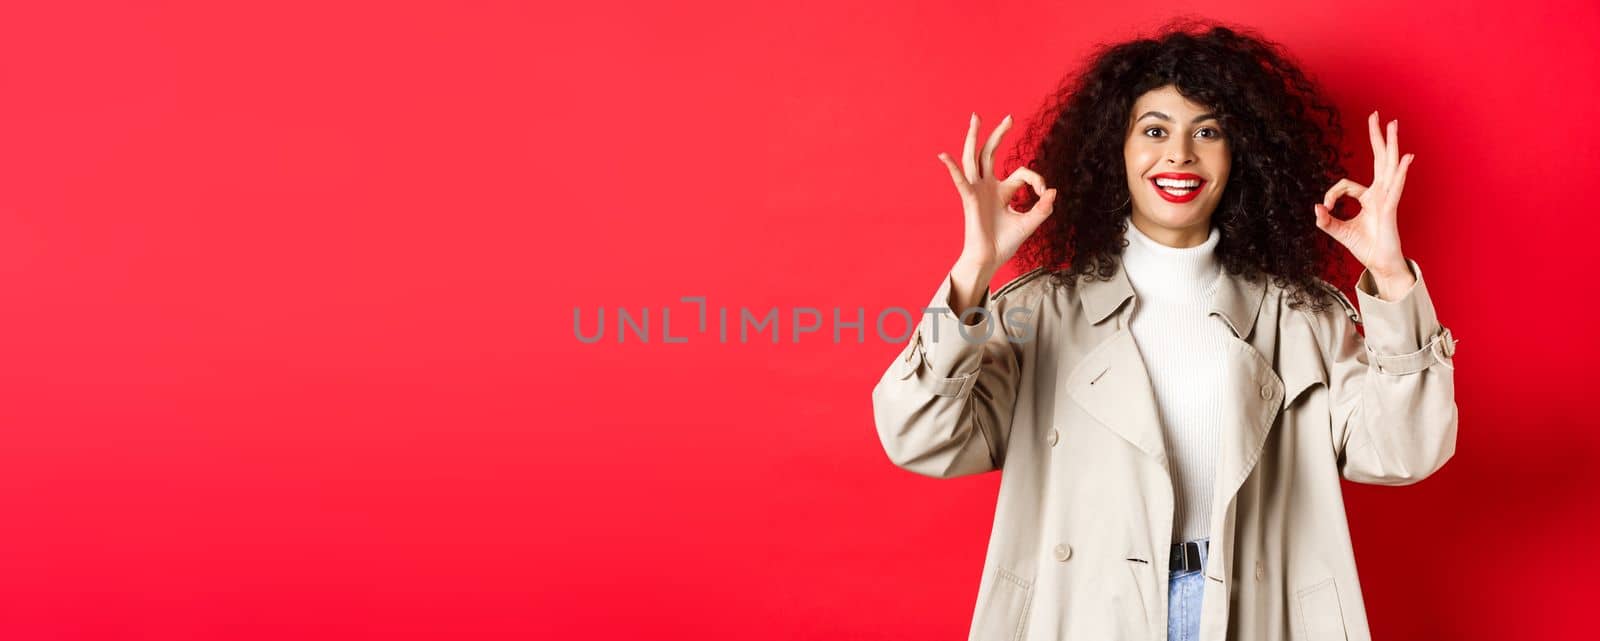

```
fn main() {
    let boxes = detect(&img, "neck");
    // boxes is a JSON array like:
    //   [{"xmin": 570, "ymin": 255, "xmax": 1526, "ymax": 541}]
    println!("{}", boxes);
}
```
[
  {"xmin": 1129, "ymin": 214, "xmax": 1212, "ymax": 247},
  {"xmin": 1120, "ymin": 214, "xmax": 1221, "ymax": 300}
]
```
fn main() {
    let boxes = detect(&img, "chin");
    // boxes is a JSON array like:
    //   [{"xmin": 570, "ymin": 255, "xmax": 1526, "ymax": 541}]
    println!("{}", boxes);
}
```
[{"xmin": 1135, "ymin": 203, "xmax": 1215, "ymax": 230}]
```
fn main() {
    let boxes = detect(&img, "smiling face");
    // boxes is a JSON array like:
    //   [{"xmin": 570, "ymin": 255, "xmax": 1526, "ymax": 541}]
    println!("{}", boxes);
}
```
[{"xmin": 1122, "ymin": 85, "xmax": 1231, "ymax": 246}]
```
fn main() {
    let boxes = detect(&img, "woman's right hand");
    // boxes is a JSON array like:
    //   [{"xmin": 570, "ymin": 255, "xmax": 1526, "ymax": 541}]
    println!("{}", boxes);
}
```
[{"xmin": 937, "ymin": 113, "xmax": 1056, "ymax": 271}]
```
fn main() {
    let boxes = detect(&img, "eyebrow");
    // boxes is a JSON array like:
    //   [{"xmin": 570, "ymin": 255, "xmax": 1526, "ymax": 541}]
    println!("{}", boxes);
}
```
[{"xmin": 1135, "ymin": 110, "xmax": 1219, "ymax": 124}]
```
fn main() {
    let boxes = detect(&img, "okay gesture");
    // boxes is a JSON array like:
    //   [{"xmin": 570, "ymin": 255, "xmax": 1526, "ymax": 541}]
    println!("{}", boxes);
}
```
[{"xmin": 1313, "ymin": 111, "xmax": 1417, "ymax": 298}]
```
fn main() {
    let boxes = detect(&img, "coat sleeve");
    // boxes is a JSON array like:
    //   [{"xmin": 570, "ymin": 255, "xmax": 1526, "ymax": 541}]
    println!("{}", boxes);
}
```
[
  {"xmin": 869, "ymin": 270, "xmax": 1032, "ymax": 479},
  {"xmin": 1319, "ymin": 258, "xmax": 1459, "ymax": 486}
]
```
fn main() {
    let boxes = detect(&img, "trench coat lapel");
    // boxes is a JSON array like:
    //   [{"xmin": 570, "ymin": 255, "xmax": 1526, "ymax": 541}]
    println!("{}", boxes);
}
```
[
  {"xmin": 1201, "ymin": 268, "xmax": 1298, "ymax": 640},
  {"xmin": 1064, "ymin": 327, "xmax": 1169, "ymax": 466},
  {"xmin": 1063, "ymin": 260, "xmax": 1168, "ymax": 467},
  {"xmin": 1207, "ymin": 268, "xmax": 1281, "ymax": 510},
  {"xmin": 1063, "ymin": 258, "xmax": 1290, "ymax": 506}
]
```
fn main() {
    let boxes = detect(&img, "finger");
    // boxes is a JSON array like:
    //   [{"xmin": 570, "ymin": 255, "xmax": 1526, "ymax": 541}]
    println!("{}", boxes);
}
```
[
  {"xmin": 981, "ymin": 114, "xmax": 1012, "ymax": 179},
  {"xmin": 1013, "ymin": 188, "xmax": 1057, "ymax": 230},
  {"xmin": 1003, "ymin": 166, "xmax": 1049, "ymax": 197},
  {"xmin": 962, "ymin": 113, "xmax": 980, "ymax": 183},
  {"xmin": 1322, "ymin": 178, "xmax": 1369, "ymax": 211},
  {"xmin": 1386, "ymin": 119, "xmax": 1400, "ymax": 182},
  {"xmin": 937, "ymin": 152, "xmax": 973, "ymax": 198},
  {"xmin": 1368, "ymin": 111, "xmax": 1387, "ymax": 183},
  {"xmin": 1383, "ymin": 153, "xmax": 1414, "ymax": 213},
  {"xmin": 1313, "ymin": 203, "xmax": 1352, "ymax": 240}
]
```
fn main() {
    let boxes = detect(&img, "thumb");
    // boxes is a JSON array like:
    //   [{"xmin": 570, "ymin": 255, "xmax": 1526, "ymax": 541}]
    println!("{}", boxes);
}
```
[
  {"xmin": 1313, "ymin": 203, "xmax": 1350, "ymax": 240},
  {"xmin": 1017, "ymin": 188, "xmax": 1057, "ymax": 231}
]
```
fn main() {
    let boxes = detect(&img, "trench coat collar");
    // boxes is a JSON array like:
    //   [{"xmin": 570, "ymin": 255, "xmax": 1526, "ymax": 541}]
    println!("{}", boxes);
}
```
[
  {"xmin": 1079, "ymin": 255, "xmax": 1267, "ymax": 341},
  {"xmin": 1067, "ymin": 251, "xmax": 1285, "ymax": 531}
]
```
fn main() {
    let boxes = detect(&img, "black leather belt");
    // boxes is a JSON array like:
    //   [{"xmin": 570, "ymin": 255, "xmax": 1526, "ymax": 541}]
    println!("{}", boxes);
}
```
[{"xmin": 1170, "ymin": 540, "xmax": 1207, "ymax": 573}]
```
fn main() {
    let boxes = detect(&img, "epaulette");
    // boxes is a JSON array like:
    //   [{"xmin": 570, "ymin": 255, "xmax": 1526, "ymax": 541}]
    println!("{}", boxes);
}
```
[
  {"xmin": 994, "ymin": 266, "xmax": 1052, "ymax": 299},
  {"xmin": 1313, "ymin": 279, "xmax": 1361, "ymax": 325}
]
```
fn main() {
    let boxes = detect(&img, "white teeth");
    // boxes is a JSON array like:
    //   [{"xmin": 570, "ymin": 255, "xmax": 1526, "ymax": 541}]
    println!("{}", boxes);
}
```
[{"xmin": 1154, "ymin": 178, "xmax": 1201, "ymax": 188}]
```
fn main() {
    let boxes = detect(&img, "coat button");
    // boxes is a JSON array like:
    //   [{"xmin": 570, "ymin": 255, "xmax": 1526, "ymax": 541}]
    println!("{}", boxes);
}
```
[
  {"xmin": 1053, "ymin": 543, "xmax": 1072, "ymax": 562},
  {"xmin": 1255, "ymin": 560, "xmax": 1265, "ymax": 581},
  {"xmin": 1047, "ymin": 429, "xmax": 1060, "ymax": 447},
  {"xmin": 1259, "ymin": 384, "xmax": 1273, "ymax": 400}
]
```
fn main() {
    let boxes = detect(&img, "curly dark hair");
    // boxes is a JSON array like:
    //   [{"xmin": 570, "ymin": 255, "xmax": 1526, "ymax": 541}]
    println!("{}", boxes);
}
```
[{"xmin": 1008, "ymin": 20, "xmax": 1350, "ymax": 312}]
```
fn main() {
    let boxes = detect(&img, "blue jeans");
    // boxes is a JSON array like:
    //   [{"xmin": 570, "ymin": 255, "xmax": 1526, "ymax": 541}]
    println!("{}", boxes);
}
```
[{"xmin": 1167, "ymin": 538, "xmax": 1209, "ymax": 641}]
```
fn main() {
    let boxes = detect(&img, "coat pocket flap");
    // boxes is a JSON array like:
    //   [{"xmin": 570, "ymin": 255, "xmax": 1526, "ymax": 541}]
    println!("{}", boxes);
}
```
[
  {"xmin": 973, "ymin": 566, "xmax": 1033, "ymax": 641},
  {"xmin": 1295, "ymin": 577, "xmax": 1347, "ymax": 641}
]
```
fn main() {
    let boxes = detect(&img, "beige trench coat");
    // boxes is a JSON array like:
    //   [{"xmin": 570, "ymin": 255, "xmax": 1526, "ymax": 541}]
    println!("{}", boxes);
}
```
[{"xmin": 871, "ymin": 257, "xmax": 1458, "ymax": 641}]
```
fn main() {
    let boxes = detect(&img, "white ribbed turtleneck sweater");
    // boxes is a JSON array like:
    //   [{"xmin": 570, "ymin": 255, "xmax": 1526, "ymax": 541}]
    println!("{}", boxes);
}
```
[{"xmin": 1120, "ymin": 216, "xmax": 1231, "ymax": 544}]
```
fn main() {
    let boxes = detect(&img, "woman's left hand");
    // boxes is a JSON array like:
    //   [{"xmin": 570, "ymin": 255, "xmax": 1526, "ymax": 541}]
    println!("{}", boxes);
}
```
[{"xmin": 1314, "ymin": 111, "xmax": 1417, "ymax": 299}]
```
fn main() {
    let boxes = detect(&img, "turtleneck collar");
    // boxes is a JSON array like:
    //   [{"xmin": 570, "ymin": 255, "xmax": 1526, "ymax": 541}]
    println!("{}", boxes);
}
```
[{"xmin": 1120, "ymin": 215, "xmax": 1222, "ymax": 301}]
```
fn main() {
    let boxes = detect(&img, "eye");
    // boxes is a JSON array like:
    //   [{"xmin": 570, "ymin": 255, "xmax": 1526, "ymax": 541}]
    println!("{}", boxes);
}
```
[
  {"xmin": 1195, "ymin": 127, "xmax": 1222, "ymax": 139},
  {"xmin": 1143, "ymin": 126, "xmax": 1166, "ymax": 138}
]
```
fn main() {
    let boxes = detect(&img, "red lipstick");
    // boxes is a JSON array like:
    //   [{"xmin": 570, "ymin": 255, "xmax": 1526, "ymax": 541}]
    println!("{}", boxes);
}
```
[{"xmin": 1149, "ymin": 172, "xmax": 1206, "ymax": 204}]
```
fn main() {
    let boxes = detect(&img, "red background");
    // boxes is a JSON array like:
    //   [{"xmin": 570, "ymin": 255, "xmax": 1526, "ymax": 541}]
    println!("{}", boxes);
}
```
[{"xmin": 0, "ymin": 0, "xmax": 1593, "ymax": 638}]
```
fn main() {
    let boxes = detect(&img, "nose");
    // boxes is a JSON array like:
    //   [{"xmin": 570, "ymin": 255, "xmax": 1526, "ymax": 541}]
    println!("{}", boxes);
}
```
[{"xmin": 1165, "ymin": 139, "xmax": 1196, "ymax": 165}]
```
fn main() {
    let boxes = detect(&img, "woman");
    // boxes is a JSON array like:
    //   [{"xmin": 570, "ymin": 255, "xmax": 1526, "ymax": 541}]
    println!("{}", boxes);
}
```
[{"xmin": 871, "ymin": 23, "xmax": 1458, "ymax": 641}]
